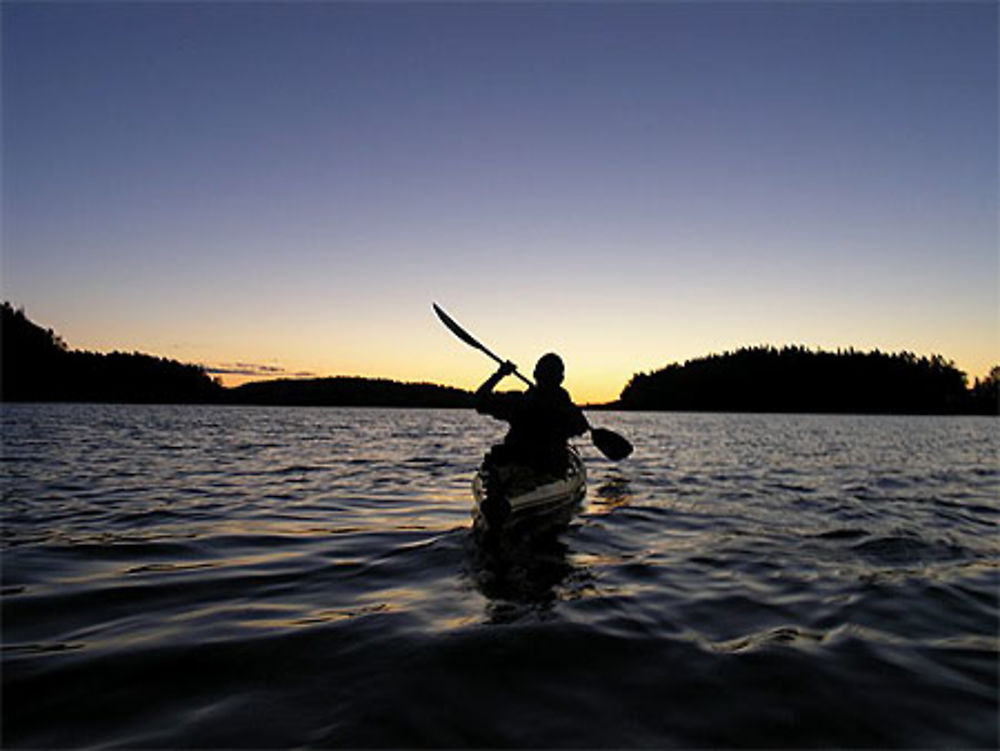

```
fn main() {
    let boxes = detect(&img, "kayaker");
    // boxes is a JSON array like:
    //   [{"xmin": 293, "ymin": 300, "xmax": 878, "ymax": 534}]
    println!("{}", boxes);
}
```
[{"xmin": 475, "ymin": 353, "xmax": 589, "ymax": 475}]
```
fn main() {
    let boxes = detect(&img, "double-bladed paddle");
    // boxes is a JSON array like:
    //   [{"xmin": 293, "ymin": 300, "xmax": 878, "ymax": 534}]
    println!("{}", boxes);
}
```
[{"xmin": 432, "ymin": 303, "xmax": 633, "ymax": 461}]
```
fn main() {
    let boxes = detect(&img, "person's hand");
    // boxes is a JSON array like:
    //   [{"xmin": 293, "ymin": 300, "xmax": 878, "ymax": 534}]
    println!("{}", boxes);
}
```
[{"xmin": 497, "ymin": 360, "xmax": 517, "ymax": 378}]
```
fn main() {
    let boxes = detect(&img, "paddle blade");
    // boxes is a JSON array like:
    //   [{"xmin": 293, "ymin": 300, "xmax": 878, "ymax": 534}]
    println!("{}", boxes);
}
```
[
  {"xmin": 591, "ymin": 427, "xmax": 633, "ymax": 461},
  {"xmin": 433, "ymin": 303, "xmax": 487, "ymax": 353}
]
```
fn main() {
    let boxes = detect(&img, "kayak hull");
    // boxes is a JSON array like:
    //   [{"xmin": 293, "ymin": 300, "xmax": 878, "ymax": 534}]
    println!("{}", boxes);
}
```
[{"xmin": 472, "ymin": 447, "xmax": 586, "ymax": 534}]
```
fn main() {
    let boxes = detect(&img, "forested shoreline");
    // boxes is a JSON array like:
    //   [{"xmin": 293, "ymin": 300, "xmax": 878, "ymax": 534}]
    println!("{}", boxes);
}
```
[
  {"xmin": 616, "ymin": 346, "xmax": 998, "ymax": 415},
  {"xmin": 2, "ymin": 304, "xmax": 996, "ymax": 414},
  {"xmin": 0, "ymin": 304, "xmax": 469, "ymax": 407},
  {"xmin": 1, "ymin": 304, "xmax": 222, "ymax": 404}
]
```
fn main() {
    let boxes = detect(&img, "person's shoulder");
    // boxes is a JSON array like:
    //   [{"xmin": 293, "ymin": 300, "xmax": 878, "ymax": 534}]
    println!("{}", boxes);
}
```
[
  {"xmin": 536, "ymin": 386, "xmax": 579, "ymax": 411},
  {"xmin": 556, "ymin": 386, "xmax": 578, "ymax": 406}
]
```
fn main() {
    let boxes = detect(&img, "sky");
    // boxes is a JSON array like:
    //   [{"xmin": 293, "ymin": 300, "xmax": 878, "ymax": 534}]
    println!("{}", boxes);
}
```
[{"xmin": 3, "ymin": 1, "xmax": 997, "ymax": 404}]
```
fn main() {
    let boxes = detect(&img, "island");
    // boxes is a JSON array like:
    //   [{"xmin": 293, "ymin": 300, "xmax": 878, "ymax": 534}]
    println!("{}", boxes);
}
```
[{"xmin": 615, "ymin": 346, "xmax": 998, "ymax": 415}]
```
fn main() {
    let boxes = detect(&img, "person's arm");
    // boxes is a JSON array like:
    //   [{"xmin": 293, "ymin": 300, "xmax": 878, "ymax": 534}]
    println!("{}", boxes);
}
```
[
  {"xmin": 569, "ymin": 403, "xmax": 590, "ymax": 437},
  {"xmin": 558, "ymin": 388, "xmax": 590, "ymax": 437},
  {"xmin": 475, "ymin": 361, "xmax": 517, "ymax": 414}
]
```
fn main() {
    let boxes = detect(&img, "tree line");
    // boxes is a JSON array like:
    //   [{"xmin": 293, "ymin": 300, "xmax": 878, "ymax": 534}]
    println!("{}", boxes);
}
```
[
  {"xmin": 0, "ymin": 303, "xmax": 470, "ymax": 407},
  {"xmin": 1, "ymin": 303, "xmax": 224, "ymax": 403},
  {"xmin": 3, "ymin": 304, "xmax": 996, "ymax": 413},
  {"xmin": 616, "ymin": 345, "xmax": 998, "ymax": 415},
  {"xmin": 229, "ymin": 377, "xmax": 471, "ymax": 407}
]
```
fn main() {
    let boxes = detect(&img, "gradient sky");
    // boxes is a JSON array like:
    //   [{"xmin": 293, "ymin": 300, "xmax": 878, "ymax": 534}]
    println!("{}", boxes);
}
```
[{"xmin": 3, "ymin": 2, "xmax": 997, "ymax": 404}]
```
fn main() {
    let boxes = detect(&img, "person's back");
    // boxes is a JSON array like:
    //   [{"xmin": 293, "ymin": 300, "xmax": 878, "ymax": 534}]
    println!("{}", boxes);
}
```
[{"xmin": 475, "ymin": 353, "xmax": 588, "ymax": 473}]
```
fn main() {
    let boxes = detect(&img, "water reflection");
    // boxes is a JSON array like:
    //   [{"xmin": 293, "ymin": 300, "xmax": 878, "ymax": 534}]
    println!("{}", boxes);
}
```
[
  {"xmin": 466, "ymin": 463, "xmax": 585, "ymax": 623},
  {"xmin": 591, "ymin": 470, "xmax": 635, "ymax": 513},
  {"xmin": 468, "ymin": 531, "xmax": 576, "ymax": 623}
]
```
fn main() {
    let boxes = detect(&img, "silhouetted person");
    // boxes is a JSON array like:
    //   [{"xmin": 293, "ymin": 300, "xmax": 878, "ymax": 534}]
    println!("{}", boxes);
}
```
[{"xmin": 475, "ymin": 353, "xmax": 589, "ymax": 476}]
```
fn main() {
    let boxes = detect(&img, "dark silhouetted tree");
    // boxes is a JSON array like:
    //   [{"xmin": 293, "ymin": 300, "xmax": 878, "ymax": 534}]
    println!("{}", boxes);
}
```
[
  {"xmin": 968, "ymin": 366, "xmax": 1000, "ymax": 415},
  {"xmin": 2, "ymin": 302, "xmax": 223, "ymax": 403},
  {"xmin": 617, "ymin": 345, "xmax": 979, "ymax": 415},
  {"xmin": 228, "ymin": 377, "xmax": 472, "ymax": 408}
]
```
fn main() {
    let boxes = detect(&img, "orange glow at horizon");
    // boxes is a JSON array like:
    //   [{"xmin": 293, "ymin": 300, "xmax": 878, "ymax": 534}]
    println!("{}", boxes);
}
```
[
  {"xmin": 203, "ymin": 337, "xmax": 998, "ymax": 408},
  {"xmin": 38, "ymin": 279, "xmax": 999, "ymax": 408}
]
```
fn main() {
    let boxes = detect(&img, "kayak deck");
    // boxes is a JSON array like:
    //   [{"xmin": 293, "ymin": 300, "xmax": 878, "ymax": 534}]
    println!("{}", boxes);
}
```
[{"xmin": 472, "ymin": 447, "xmax": 586, "ymax": 533}]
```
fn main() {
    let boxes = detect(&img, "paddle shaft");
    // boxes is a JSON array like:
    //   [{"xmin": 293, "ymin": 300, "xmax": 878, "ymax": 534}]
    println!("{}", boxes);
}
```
[
  {"xmin": 471, "ymin": 342, "xmax": 534, "ymax": 389},
  {"xmin": 432, "ymin": 303, "xmax": 533, "ymax": 388}
]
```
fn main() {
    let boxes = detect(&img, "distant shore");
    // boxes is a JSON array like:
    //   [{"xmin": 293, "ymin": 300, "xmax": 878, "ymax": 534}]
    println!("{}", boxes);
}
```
[{"xmin": 3, "ymin": 303, "xmax": 997, "ymax": 415}]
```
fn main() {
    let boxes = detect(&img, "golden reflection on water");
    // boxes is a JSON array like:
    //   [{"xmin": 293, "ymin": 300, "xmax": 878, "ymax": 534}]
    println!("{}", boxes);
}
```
[
  {"xmin": 246, "ymin": 603, "xmax": 393, "ymax": 630},
  {"xmin": 588, "ymin": 471, "xmax": 635, "ymax": 514}
]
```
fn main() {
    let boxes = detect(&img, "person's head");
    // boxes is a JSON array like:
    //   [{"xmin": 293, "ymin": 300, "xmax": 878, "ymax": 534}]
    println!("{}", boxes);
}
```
[{"xmin": 534, "ymin": 353, "xmax": 565, "ymax": 389}]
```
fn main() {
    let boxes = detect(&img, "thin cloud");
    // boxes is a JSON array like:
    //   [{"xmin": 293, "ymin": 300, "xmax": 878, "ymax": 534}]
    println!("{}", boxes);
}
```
[{"xmin": 204, "ymin": 362, "xmax": 316, "ymax": 378}]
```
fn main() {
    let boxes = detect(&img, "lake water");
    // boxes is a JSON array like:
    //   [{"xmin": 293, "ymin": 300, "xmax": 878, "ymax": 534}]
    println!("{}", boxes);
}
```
[{"xmin": 2, "ymin": 404, "xmax": 997, "ymax": 748}]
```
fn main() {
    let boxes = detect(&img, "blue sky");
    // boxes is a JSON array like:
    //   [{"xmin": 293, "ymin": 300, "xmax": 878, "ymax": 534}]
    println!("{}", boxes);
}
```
[{"xmin": 3, "ymin": 2, "xmax": 996, "ymax": 402}]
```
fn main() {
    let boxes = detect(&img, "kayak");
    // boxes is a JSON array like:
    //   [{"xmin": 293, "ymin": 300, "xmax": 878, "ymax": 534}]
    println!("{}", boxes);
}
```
[{"xmin": 472, "ymin": 446, "xmax": 586, "ymax": 534}]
